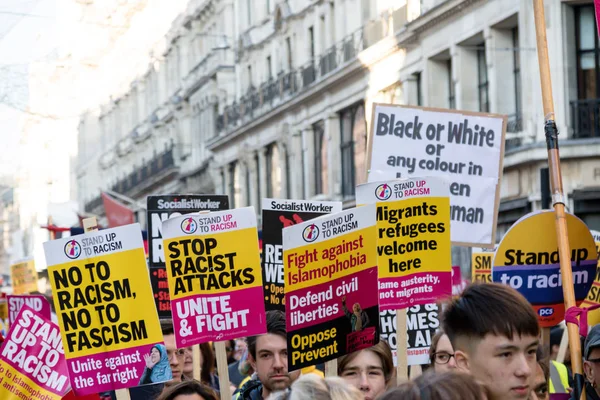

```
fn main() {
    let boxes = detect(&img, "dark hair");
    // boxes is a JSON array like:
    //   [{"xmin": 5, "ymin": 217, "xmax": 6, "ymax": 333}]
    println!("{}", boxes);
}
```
[
  {"xmin": 429, "ymin": 331, "xmax": 445, "ymax": 365},
  {"xmin": 161, "ymin": 319, "xmax": 174, "ymax": 336},
  {"xmin": 338, "ymin": 340, "xmax": 394, "ymax": 385},
  {"xmin": 157, "ymin": 380, "xmax": 218, "ymax": 400},
  {"xmin": 379, "ymin": 371, "xmax": 488, "ymax": 400},
  {"xmin": 536, "ymin": 344, "xmax": 549, "ymax": 381},
  {"xmin": 200, "ymin": 343, "xmax": 216, "ymax": 384},
  {"xmin": 441, "ymin": 283, "xmax": 539, "ymax": 349},
  {"xmin": 248, "ymin": 310, "xmax": 286, "ymax": 359}
]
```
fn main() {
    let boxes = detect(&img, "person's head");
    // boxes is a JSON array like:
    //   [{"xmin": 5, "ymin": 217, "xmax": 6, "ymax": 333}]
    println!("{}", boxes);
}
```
[
  {"xmin": 441, "ymin": 283, "xmax": 540, "ymax": 400},
  {"xmin": 429, "ymin": 331, "xmax": 457, "ymax": 373},
  {"xmin": 162, "ymin": 320, "xmax": 186, "ymax": 387},
  {"xmin": 353, "ymin": 303, "xmax": 362, "ymax": 314},
  {"xmin": 584, "ymin": 324, "xmax": 600, "ymax": 394},
  {"xmin": 379, "ymin": 371, "xmax": 488, "ymax": 400},
  {"xmin": 235, "ymin": 338, "xmax": 247, "ymax": 361},
  {"xmin": 549, "ymin": 325, "xmax": 570, "ymax": 363},
  {"xmin": 157, "ymin": 380, "xmax": 219, "ymax": 400},
  {"xmin": 247, "ymin": 310, "xmax": 300, "ymax": 398},
  {"xmin": 151, "ymin": 346, "xmax": 162, "ymax": 364},
  {"xmin": 182, "ymin": 343, "xmax": 215, "ymax": 384},
  {"xmin": 530, "ymin": 345, "xmax": 549, "ymax": 400},
  {"xmin": 268, "ymin": 374, "xmax": 363, "ymax": 400},
  {"xmin": 338, "ymin": 340, "xmax": 394, "ymax": 400},
  {"xmin": 226, "ymin": 340, "xmax": 236, "ymax": 363}
]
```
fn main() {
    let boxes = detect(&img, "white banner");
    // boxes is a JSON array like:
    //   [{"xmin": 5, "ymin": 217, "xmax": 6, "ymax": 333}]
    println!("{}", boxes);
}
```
[{"xmin": 368, "ymin": 104, "xmax": 506, "ymax": 247}]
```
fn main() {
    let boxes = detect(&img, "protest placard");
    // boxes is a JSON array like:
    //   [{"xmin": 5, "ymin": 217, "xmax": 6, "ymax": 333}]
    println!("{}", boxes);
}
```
[
  {"xmin": 471, "ymin": 247, "xmax": 496, "ymax": 283},
  {"xmin": 492, "ymin": 211, "xmax": 597, "ymax": 327},
  {"xmin": 356, "ymin": 177, "xmax": 452, "ymax": 310},
  {"xmin": 8, "ymin": 295, "xmax": 51, "ymax": 326},
  {"xmin": 162, "ymin": 207, "xmax": 266, "ymax": 347},
  {"xmin": 451, "ymin": 266, "xmax": 468, "ymax": 296},
  {"xmin": 283, "ymin": 204, "xmax": 380, "ymax": 371},
  {"xmin": 379, "ymin": 304, "xmax": 440, "ymax": 367},
  {"xmin": 44, "ymin": 224, "xmax": 168, "ymax": 395},
  {"xmin": 261, "ymin": 199, "xmax": 342, "ymax": 311},
  {"xmin": 11, "ymin": 259, "xmax": 38, "ymax": 294},
  {"xmin": 367, "ymin": 104, "xmax": 506, "ymax": 247},
  {"xmin": 0, "ymin": 305, "xmax": 70, "ymax": 400},
  {"xmin": 0, "ymin": 293, "xmax": 8, "ymax": 338},
  {"xmin": 147, "ymin": 195, "xmax": 229, "ymax": 318},
  {"xmin": 580, "ymin": 230, "xmax": 600, "ymax": 326}
]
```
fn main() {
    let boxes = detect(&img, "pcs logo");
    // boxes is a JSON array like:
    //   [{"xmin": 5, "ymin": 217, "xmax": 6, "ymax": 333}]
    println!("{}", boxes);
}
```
[
  {"xmin": 64, "ymin": 240, "xmax": 82, "ymax": 259},
  {"xmin": 537, "ymin": 307, "xmax": 554, "ymax": 317},
  {"xmin": 375, "ymin": 183, "xmax": 392, "ymax": 201},
  {"xmin": 181, "ymin": 217, "xmax": 198, "ymax": 234},
  {"xmin": 302, "ymin": 224, "xmax": 319, "ymax": 243}
]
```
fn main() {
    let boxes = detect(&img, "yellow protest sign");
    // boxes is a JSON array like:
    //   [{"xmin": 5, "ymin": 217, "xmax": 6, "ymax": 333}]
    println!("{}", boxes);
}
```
[
  {"xmin": 44, "ymin": 224, "xmax": 167, "ymax": 395},
  {"xmin": 471, "ymin": 247, "xmax": 496, "ymax": 283},
  {"xmin": 581, "ymin": 230, "xmax": 600, "ymax": 326},
  {"xmin": 284, "ymin": 204, "xmax": 380, "ymax": 370},
  {"xmin": 10, "ymin": 259, "xmax": 38, "ymax": 294},
  {"xmin": 162, "ymin": 207, "xmax": 267, "ymax": 348},
  {"xmin": 356, "ymin": 177, "xmax": 452, "ymax": 310}
]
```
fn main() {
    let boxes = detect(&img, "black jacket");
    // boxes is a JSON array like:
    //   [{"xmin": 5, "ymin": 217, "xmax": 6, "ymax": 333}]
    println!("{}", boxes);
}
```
[
  {"xmin": 571, "ymin": 382, "xmax": 600, "ymax": 400},
  {"xmin": 233, "ymin": 379, "xmax": 263, "ymax": 400}
]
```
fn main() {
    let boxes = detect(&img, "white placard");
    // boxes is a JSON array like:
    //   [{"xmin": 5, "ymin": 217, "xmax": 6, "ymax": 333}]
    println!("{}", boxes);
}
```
[{"xmin": 368, "ymin": 104, "xmax": 506, "ymax": 247}]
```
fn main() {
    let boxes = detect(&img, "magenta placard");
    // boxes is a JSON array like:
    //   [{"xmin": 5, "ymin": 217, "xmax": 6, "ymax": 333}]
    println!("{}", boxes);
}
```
[
  {"xmin": 66, "ymin": 342, "xmax": 171, "ymax": 395},
  {"xmin": 379, "ymin": 271, "xmax": 452, "ymax": 310},
  {"xmin": 171, "ymin": 285, "xmax": 267, "ymax": 348},
  {"xmin": 0, "ymin": 305, "xmax": 70, "ymax": 398},
  {"xmin": 7, "ymin": 294, "xmax": 51, "ymax": 326}
]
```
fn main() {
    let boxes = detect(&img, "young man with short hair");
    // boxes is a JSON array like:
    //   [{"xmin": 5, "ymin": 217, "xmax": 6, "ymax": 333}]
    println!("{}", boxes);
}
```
[
  {"xmin": 234, "ymin": 310, "xmax": 301, "ymax": 400},
  {"xmin": 442, "ymin": 283, "xmax": 540, "ymax": 400},
  {"xmin": 579, "ymin": 324, "xmax": 600, "ymax": 400}
]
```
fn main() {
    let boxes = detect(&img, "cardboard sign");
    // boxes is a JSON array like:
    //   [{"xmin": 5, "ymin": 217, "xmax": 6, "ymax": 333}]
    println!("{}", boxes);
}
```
[
  {"xmin": 7, "ymin": 295, "xmax": 51, "ymax": 326},
  {"xmin": 0, "ymin": 305, "xmax": 70, "ymax": 400},
  {"xmin": 44, "ymin": 224, "xmax": 168, "ymax": 395},
  {"xmin": 147, "ymin": 194, "xmax": 229, "ymax": 318},
  {"xmin": 471, "ymin": 247, "xmax": 495, "ymax": 283},
  {"xmin": 492, "ymin": 211, "xmax": 597, "ymax": 327},
  {"xmin": 0, "ymin": 294, "xmax": 7, "ymax": 337},
  {"xmin": 283, "ymin": 205, "xmax": 380, "ymax": 371},
  {"xmin": 356, "ymin": 177, "xmax": 452, "ymax": 310},
  {"xmin": 261, "ymin": 199, "xmax": 342, "ymax": 311},
  {"xmin": 11, "ymin": 259, "xmax": 38, "ymax": 294},
  {"xmin": 162, "ymin": 207, "xmax": 266, "ymax": 347},
  {"xmin": 580, "ymin": 230, "xmax": 600, "ymax": 326},
  {"xmin": 367, "ymin": 104, "xmax": 506, "ymax": 247},
  {"xmin": 379, "ymin": 304, "xmax": 440, "ymax": 367}
]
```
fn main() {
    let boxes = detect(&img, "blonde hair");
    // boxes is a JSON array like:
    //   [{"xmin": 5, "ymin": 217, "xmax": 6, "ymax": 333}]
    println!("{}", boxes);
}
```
[{"xmin": 268, "ymin": 374, "xmax": 363, "ymax": 400}]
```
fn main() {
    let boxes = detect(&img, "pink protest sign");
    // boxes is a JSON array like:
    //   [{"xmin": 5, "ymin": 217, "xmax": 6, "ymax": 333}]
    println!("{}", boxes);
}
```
[
  {"xmin": 7, "ymin": 295, "xmax": 52, "ymax": 326},
  {"xmin": 451, "ymin": 266, "xmax": 468, "ymax": 296},
  {"xmin": 0, "ymin": 305, "xmax": 70, "ymax": 400}
]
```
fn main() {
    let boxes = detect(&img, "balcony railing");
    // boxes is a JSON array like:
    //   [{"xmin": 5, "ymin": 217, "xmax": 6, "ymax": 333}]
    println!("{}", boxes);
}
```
[
  {"xmin": 216, "ymin": 25, "xmax": 380, "ymax": 135},
  {"xmin": 571, "ymin": 99, "xmax": 600, "ymax": 139}
]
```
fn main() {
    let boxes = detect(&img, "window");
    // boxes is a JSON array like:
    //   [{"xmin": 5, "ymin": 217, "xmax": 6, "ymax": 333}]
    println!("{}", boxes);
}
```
[
  {"xmin": 286, "ymin": 37, "xmax": 293, "ymax": 69},
  {"xmin": 213, "ymin": 103, "xmax": 219, "ymax": 136},
  {"xmin": 266, "ymin": 0, "xmax": 271, "ymax": 14},
  {"xmin": 266, "ymin": 56, "xmax": 272, "ymax": 80},
  {"xmin": 247, "ymin": 65, "xmax": 253, "ymax": 90},
  {"xmin": 339, "ymin": 102, "xmax": 367, "ymax": 197},
  {"xmin": 512, "ymin": 28, "xmax": 522, "ymax": 120},
  {"xmin": 308, "ymin": 26, "xmax": 315, "ymax": 60},
  {"xmin": 255, "ymin": 154, "xmax": 260, "ymax": 207},
  {"xmin": 266, "ymin": 145, "xmax": 273, "ymax": 198},
  {"xmin": 447, "ymin": 60, "xmax": 455, "ymax": 109},
  {"xmin": 415, "ymin": 72, "xmax": 422, "ymax": 106},
  {"xmin": 247, "ymin": 0, "xmax": 252, "ymax": 26},
  {"xmin": 575, "ymin": 5, "xmax": 600, "ymax": 99},
  {"xmin": 284, "ymin": 146, "xmax": 291, "ymax": 197},
  {"xmin": 245, "ymin": 165, "xmax": 251, "ymax": 206},
  {"xmin": 228, "ymin": 162, "xmax": 237, "ymax": 208},
  {"xmin": 477, "ymin": 48, "xmax": 489, "ymax": 112},
  {"xmin": 313, "ymin": 121, "xmax": 327, "ymax": 195}
]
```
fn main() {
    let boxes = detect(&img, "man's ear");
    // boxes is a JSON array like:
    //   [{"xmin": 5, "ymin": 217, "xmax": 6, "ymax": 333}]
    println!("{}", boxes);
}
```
[
  {"xmin": 248, "ymin": 353, "xmax": 257, "ymax": 372},
  {"xmin": 584, "ymin": 360, "xmax": 595, "ymax": 385},
  {"xmin": 454, "ymin": 349, "xmax": 470, "ymax": 372}
]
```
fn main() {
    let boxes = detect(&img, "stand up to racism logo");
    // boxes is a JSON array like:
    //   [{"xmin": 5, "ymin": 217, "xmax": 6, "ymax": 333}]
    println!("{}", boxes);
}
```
[
  {"xmin": 303, "ymin": 224, "xmax": 320, "ymax": 243},
  {"xmin": 64, "ymin": 240, "xmax": 81, "ymax": 259}
]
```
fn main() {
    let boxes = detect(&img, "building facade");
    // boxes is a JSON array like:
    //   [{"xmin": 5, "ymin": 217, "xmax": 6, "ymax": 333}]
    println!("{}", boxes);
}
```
[
  {"xmin": 78, "ymin": 0, "xmax": 236, "ymax": 225},
  {"xmin": 75, "ymin": 0, "xmax": 600, "ymax": 267}
]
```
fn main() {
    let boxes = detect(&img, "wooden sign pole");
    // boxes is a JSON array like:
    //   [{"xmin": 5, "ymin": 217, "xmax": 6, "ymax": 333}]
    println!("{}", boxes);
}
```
[
  {"xmin": 532, "ymin": 2, "xmax": 583, "ymax": 399},
  {"xmin": 214, "ymin": 341, "xmax": 232, "ymax": 399},
  {"xmin": 82, "ymin": 217, "xmax": 132, "ymax": 400},
  {"xmin": 193, "ymin": 345, "xmax": 202, "ymax": 381},
  {"xmin": 396, "ymin": 309, "xmax": 408, "ymax": 384}
]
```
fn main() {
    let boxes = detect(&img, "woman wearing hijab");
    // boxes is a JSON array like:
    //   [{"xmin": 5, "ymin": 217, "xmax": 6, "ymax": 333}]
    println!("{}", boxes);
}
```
[{"xmin": 139, "ymin": 344, "xmax": 173, "ymax": 385}]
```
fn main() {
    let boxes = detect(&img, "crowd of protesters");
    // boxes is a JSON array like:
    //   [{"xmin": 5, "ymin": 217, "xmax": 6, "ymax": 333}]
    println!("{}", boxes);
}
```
[{"xmin": 62, "ymin": 281, "xmax": 600, "ymax": 400}]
